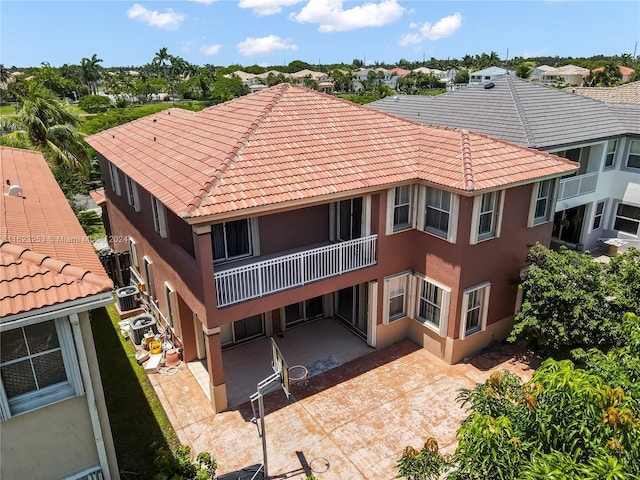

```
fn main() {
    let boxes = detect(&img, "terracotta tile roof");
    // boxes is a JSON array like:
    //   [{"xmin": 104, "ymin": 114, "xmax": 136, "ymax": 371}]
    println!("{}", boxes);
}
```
[
  {"xmin": 86, "ymin": 84, "xmax": 578, "ymax": 220},
  {"xmin": 1, "ymin": 147, "xmax": 112, "ymax": 317},
  {"xmin": 89, "ymin": 187, "xmax": 106, "ymax": 206}
]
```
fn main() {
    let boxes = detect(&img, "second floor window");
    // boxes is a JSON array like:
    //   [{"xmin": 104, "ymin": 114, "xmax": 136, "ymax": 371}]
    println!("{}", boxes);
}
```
[
  {"xmin": 627, "ymin": 140, "xmax": 640, "ymax": 169},
  {"xmin": 604, "ymin": 139, "xmax": 618, "ymax": 168},
  {"xmin": 530, "ymin": 180, "xmax": 554, "ymax": 226},
  {"xmin": 108, "ymin": 163, "xmax": 121, "ymax": 196},
  {"xmin": 392, "ymin": 186, "xmax": 412, "ymax": 232},
  {"xmin": 151, "ymin": 196, "xmax": 167, "ymax": 238},
  {"xmin": 472, "ymin": 191, "xmax": 502, "ymax": 243},
  {"xmin": 125, "ymin": 175, "xmax": 140, "ymax": 212},
  {"xmin": 212, "ymin": 219, "xmax": 253, "ymax": 263},
  {"xmin": 424, "ymin": 188, "xmax": 452, "ymax": 239}
]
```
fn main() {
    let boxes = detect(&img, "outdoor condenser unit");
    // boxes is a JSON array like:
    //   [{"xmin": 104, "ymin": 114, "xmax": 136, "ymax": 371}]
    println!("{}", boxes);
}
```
[
  {"xmin": 116, "ymin": 285, "xmax": 139, "ymax": 311},
  {"xmin": 129, "ymin": 314, "xmax": 157, "ymax": 345}
]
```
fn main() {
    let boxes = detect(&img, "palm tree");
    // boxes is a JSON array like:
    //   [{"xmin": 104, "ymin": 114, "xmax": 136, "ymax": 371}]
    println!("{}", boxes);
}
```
[
  {"xmin": 0, "ymin": 82, "xmax": 88, "ymax": 172},
  {"xmin": 80, "ymin": 54, "xmax": 103, "ymax": 94},
  {"xmin": 0, "ymin": 64, "xmax": 10, "ymax": 85},
  {"xmin": 153, "ymin": 47, "xmax": 171, "ymax": 78}
]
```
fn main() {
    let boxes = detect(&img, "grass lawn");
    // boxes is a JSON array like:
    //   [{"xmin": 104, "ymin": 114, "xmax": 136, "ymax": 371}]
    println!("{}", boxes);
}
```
[
  {"xmin": 0, "ymin": 103, "xmax": 18, "ymax": 115},
  {"xmin": 91, "ymin": 305, "xmax": 180, "ymax": 479}
]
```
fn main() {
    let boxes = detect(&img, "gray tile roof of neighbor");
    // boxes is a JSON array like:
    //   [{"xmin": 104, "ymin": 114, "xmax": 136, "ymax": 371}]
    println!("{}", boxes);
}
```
[{"xmin": 368, "ymin": 76, "xmax": 639, "ymax": 150}]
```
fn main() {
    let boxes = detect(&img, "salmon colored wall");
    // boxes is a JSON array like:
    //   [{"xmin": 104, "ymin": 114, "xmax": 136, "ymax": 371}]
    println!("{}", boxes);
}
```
[{"xmin": 258, "ymin": 204, "xmax": 330, "ymax": 255}]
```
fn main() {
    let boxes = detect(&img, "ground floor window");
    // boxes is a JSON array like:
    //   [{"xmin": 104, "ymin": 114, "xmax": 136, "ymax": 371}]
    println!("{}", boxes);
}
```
[
  {"xmin": 460, "ymin": 283, "xmax": 491, "ymax": 339},
  {"xmin": 220, "ymin": 314, "xmax": 265, "ymax": 347},
  {"xmin": 614, "ymin": 203, "xmax": 640, "ymax": 236},
  {"xmin": 415, "ymin": 276, "xmax": 450, "ymax": 336}
]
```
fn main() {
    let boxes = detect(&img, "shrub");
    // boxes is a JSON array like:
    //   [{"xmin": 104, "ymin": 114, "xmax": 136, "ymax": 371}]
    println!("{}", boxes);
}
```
[{"xmin": 78, "ymin": 94, "xmax": 111, "ymax": 113}]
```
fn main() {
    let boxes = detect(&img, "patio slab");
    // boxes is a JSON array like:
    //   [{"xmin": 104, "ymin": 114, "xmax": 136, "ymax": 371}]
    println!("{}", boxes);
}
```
[{"xmin": 148, "ymin": 339, "xmax": 539, "ymax": 480}]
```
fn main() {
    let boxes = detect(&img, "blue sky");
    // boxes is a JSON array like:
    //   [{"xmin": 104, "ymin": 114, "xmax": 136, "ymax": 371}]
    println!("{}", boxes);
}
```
[{"xmin": 2, "ymin": 1, "xmax": 639, "ymax": 68}]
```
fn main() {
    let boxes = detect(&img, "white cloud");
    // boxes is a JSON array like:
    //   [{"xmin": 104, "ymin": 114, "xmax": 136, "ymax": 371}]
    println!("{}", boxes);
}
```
[
  {"xmin": 200, "ymin": 44, "xmax": 222, "ymax": 55},
  {"xmin": 291, "ymin": 0, "xmax": 404, "ymax": 32},
  {"xmin": 239, "ymin": 0, "xmax": 304, "ymax": 16},
  {"xmin": 190, "ymin": 0, "xmax": 216, "ymax": 4},
  {"xmin": 521, "ymin": 47, "xmax": 550, "ymax": 58},
  {"xmin": 127, "ymin": 4, "xmax": 185, "ymax": 30},
  {"xmin": 399, "ymin": 12, "xmax": 462, "ymax": 46},
  {"xmin": 236, "ymin": 35, "xmax": 298, "ymax": 56}
]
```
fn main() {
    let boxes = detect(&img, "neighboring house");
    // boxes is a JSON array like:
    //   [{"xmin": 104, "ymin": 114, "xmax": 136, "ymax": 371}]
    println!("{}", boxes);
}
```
[
  {"xmin": 591, "ymin": 65, "xmax": 635, "ymax": 82},
  {"xmin": 541, "ymin": 64, "xmax": 590, "ymax": 85},
  {"xmin": 468, "ymin": 66, "xmax": 514, "ymax": 85},
  {"xmin": 568, "ymin": 80, "xmax": 640, "ymax": 104},
  {"xmin": 0, "ymin": 147, "xmax": 118, "ymax": 479},
  {"xmin": 531, "ymin": 65, "xmax": 555, "ymax": 81},
  {"xmin": 369, "ymin": 75, "xmax": 640, "ymax": 253},
  {"xmin": 86, "ymin": 84, "xmax": 576, "ymax": 413}
]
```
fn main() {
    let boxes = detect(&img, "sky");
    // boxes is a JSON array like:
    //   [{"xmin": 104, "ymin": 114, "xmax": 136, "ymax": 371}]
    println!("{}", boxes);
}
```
[{"xmin": 2, "ymin": 0, "xmax": 639, "ymax": 68}]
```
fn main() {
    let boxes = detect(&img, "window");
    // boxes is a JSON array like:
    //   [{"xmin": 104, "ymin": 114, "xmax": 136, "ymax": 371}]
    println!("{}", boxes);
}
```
[
  {"xmin": 592, "ymin": 201, "xmax": 606, "ymax": 230},
  {"xmin": 388, "ymin": 186, "xmax": 412, "ymax": 233},
  {"xmin": 212, "ymin": 219, "xmax": 253, "ymax": 263},
  {"xmin": 556, "ymin": 148, "xmax": 581, "ymax": 163},
  {"xmin": 108, "ymin": 163, "xmax": 121, "ymax": 196},
  {"xmin": 614, "ymin": 203, "xmax": 640, "ymax": 236},
  {"xmin": 151, "ymin": 196, "xmax": 167, "ymax": 238},
  {"xmin": 125, "ymin": 175, "xmax": 140, "ymax": 212},
  {"xmin": 627, "ymin": 140, "xmax": 640, "ymax": 169},
  {"xmin": 471, "ymin": 191, "xmax": 502, "ymax": 243},
  {"xmin": 415, "ymin": 276, "xmax": 450, "ymax": 335},
  {"xmin": 604, "ymin": 140, "xmax": 618, "ymax": 168},
  {"xmin": 220, "ymin": 315, "xmax": 265, "ymax": 346},
  {"xmin": 128, "ymin": 237, "xmax": 139, "ymax": 269},
  {"xmin": 530, "ymin": 180, "xmax": 554, "ymax": 226},
  {"xmin": 460, "ymin": 283, "xmax": 490, "ymax": 339},
  {"xmin": 164, "ymin": 283, "xmax": 175, "ymax": 328},
  {"xmin": 383, "ymin": 273, "xmax": 410, "ymax": 324},
  {"xmin": 0, "ymin": 318, "xmax": 82, "ymax": 418},
  {"xmin": 335, "ymin": 197, "xmax": 363, "ymax": 241},
  {"xmin": 424, "ymin": 187, "xmax": 456, "ymax": 241},
  {"xmin": 143, "ymin": 256, "xmax": 155, "ymax": 298}
]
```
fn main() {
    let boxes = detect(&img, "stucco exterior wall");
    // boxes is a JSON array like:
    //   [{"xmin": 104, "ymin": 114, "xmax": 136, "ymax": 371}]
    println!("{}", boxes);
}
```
[{"xmin": 1, "ymin": 396, "xmax": 99, "ymax": 479}]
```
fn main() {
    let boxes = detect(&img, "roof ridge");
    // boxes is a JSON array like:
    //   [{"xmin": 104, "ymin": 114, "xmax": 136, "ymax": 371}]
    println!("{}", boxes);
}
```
[
  {"xmin": 461, "ymin": 130, "xmax": 474, "ymax": 191},
  {"xmin": 0, "ymin": 241, "xmax": 112, "ymax": 291},
  {"xmin": 507, "ymin": 76, "xmax": 537, "ymax": 148},
  {"xmin": 184, "ymin": 84, "xmax": 291, "ymax": 217}
]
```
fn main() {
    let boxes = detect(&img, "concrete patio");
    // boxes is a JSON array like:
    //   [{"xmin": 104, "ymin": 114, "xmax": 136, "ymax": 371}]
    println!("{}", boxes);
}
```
[{"xmin": 148, "ymin": 323, "xmax": 540, "ymax": 480}]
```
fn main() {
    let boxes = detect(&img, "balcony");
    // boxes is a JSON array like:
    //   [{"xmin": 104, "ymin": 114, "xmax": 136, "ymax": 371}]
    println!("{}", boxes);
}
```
[
  {"xmin": 214, "ymin": 235, "xmax": 377, "ymax": 307},
  {"xmin": 558, "ymin": 172, "xmax": 598, "ymax": 201}
]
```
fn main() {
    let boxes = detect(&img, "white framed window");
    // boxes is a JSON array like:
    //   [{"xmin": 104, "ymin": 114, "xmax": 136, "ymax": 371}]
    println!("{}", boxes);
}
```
[
  {"xmin": 128, "ymin": 237, "xmax": 139, "ymax": 269},
  {"xmin": 592, "ymin": 200, "xmax": 607, "ymax": 231},
  {"xmin": 471, "ymin": 191, "xmax": 503, "ymax": 244},
  {"xmin": 420, "ymin": 186, "xmax": 458, "ymax": 243},
  {"xmin": 212, "ymin": 218, "xmax": 259, "ymax": 263},
  {"xmin": 164, "ymin": 282, "xmax": 176, "ymax": 328},
  {"xmin": 382, "ymin": 272, "xmax": 411, "ymax": 324},
  {"xmin": 0, "ymin": 318, "xmax": 83, "ymax": 419},
  {"xmin": 414, "ymin": 275, "xmax": 450, "ymax": 336},
  {"xmin": 387, "ymin": 185, "xmax": 414, "ymax": 234},
  {"xmin": 460, "ymin": 283, "xmax": 491, "ymax": 339},
  {"xmin": 614, "ymin": 203, "xmax": 640, "ymax": 236},
  {"xmin": 529, "ymin": 180, "xmax": 555, "ymax": 227},
  {"xmin": 108, "ymin": 163, "xmax": 121, "ymax": 196},
  {"xmin": 143, "ymin": 256, "xmax": 156, "ymax": 298},
  {"xmin": 125, "ymin": 175, "xmax": 140, "ymax": 212},
  {"xmin": 626, "ymin": 140, "xmax": 640, "ymax": 169},
  {"xmin": 151, "ymin": 195, "xmax": 167, "ymax": 238},
  {"xmin": 604, "ymin": 140, "xmax": 618, "ymax": 169}
]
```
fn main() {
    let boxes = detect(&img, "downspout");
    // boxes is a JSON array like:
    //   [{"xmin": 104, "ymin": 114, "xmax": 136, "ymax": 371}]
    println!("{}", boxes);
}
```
[{"xmin": 69, "ymin": 313, "xmax": 112, "ymax": 480}]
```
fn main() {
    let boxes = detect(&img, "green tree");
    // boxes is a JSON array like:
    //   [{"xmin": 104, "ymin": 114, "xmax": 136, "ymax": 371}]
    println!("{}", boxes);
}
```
[
  {"xmin": 453, "ymin": 69, "xmax": 469, "ymax": 84},
  {"xmin": 153, "ymin": 445, "xmax": 217, "ymax": 480},
  {"xmin": 515, "ymin": 62, "xmax": 535, "ymax": 79},
  {"xmin": 80, "ymin": 53, "xmax": 103, "ymax": 95},
  {"xmin": 0, "ymin": 63, "xmax": 10, "ymax": 85},
  {"xmin": 0, "ymin": 82, "xmax": 89, "ymax": 172}
]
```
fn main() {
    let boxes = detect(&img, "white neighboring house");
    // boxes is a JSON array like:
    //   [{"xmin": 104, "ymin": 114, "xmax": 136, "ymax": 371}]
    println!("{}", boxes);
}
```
[
  {"xmin": 531, "ymin": 65, "xmax": 555, "ymax": 81},
  {"xmin": 0, "ymin": 147, "xmax": 119, "ymax": 479},
  {"xmin": 468, "ymin": 66, "xmax": 515, "ymax": 84}
]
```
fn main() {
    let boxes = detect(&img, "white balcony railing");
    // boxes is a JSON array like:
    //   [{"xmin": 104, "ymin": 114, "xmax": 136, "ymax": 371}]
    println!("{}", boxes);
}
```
[
  {"xmin": 214, "ymin": 235, "xmax": 378, "ymax": 307},
  {"xmin": 558, "ymin": 172, "xmax": 598, "ymax": 201}
]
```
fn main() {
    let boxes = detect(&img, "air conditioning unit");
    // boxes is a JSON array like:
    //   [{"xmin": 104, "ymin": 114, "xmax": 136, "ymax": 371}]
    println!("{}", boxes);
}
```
[
  {"xmin": 116, "ymin": 285, "xmax": 139, "ymax": 312},
  {"xmin": 129, "ymin": 314, "xmax": 157, "ymax": 345}
]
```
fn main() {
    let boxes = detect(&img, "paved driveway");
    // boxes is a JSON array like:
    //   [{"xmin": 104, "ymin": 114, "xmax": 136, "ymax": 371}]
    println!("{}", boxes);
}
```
[{"xmin": 149, "ymin": 340, "xmax": 539, "ymax": 479}]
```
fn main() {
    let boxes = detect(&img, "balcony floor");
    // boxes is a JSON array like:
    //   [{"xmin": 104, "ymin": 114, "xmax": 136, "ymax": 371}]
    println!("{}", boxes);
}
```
[{"xmin": 148, "ymin": 335, "xmax": 540, "ymax": 479}]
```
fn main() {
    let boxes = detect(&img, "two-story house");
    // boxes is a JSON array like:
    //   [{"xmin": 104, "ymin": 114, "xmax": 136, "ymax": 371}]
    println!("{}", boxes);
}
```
[
  {"xmin": 86, "ymin": 84, "xmax": 577, "ymax": 413},
  {"xmin": 1, "ymin": 147, "xmax": 119, "ymax": 479},
  {"xmin": 370, "ymin": 75, "xmax": 640, "ymax": 253}
]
